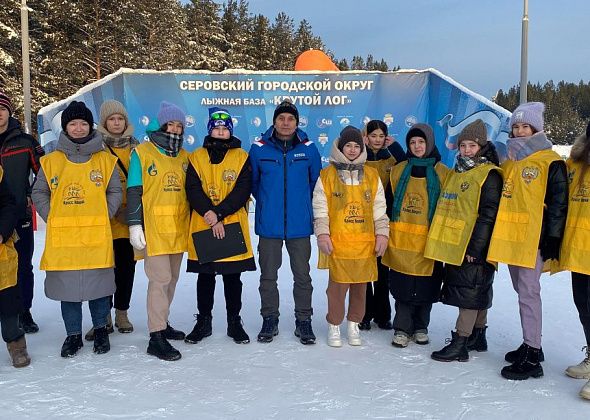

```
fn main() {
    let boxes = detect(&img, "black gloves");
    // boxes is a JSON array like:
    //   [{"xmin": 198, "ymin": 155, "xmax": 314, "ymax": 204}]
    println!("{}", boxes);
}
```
[{"xmin": 540, "ymin": 236, "xmax": 561, "ymax": 262}]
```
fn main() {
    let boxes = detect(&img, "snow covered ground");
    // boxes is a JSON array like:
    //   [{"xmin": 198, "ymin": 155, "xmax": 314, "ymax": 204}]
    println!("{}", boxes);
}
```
[{"xmin": 2, "ymin": 220, "xmax": 589, "ymax": 419}]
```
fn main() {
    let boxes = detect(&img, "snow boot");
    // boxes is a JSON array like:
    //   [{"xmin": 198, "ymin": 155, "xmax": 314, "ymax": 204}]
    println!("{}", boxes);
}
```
[
  {"xmin": 580, "ymin": 379, "xmax": 590, "ymax": 400},
  {"xmin": 184, "ymin": 314, "xmax": 212, "ymax": 344},
  {"xmin": 505, "ymin": 342, "xmax": 544, "ymax": 363},
  {"xmin": 294, "ymin": 318, "xmax": 316, "ymax": 345},
  {"xmin": 7, "ymin": 336, "xmax": 31, "ymax": 368},
  {"xmin": 85, "ymin": 313, "xmax": 114, "ymax": 341},
  {"xmin": 164, "ymin": 323, "xmax": 185, "ymax": 341},
  {"xmin": 61, "ymin": 334, "xmax": 83, "ymax": 358},
  {"xmin": 227, "ymin": 316, "xmax": 250, "ymax": 344},
  {"xmin": 413, "ymin": 331, "xmax": 429, "ymax": 345},
  {"xmin": 466, "ymin": 326, "xmax": 488, "ymax": 352},
  {"xmin": 257, "ymin": 316, "xmax": 279, "ymax": 343},
  {"xmin": 566, "ymin": 346, "xmax": 590, "ymax": 379},
  {"xmin": 376, "ymin": 320, "xmax": 393, "ymax": 330},
  {"xmin": 391, "ymin": 331, "xmax": 410, "ymax": 348},
  {"xmin": 93, "ymin": 326, "xmax": 111, "ymax": 354},
  {"xmin": 19, "ymin": 309, "xmax": 39, "ymax": 334},
  {"xmin": 431, "ymin": 331, "xmax": 469, "ymax": 362},
  {"xmin": 358, "ymin": 319, "xmax": 371, "ymax": 331},
  {"xmin": 114, "ymin": 309, "xmax": 134, "ymax": 333},
  {"xmin": 501, "ymin": 343, "xmax": 544, "ymax": 380},
  {"xmin": 327, "ymin": 323, "xmax": 342, "ymax": 347},
  {"xmin": 347, "ymin": 321, "xmax": 361, "ymax": 346},
  {"xmin": 147, "ymin": 331, "xmax": 181, "ymax": 361}
]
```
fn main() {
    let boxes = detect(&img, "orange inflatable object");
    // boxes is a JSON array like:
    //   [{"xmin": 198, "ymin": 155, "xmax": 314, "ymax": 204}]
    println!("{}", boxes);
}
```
[{"xmin": 294, "ymin": 49, "xmax": 339, "ymax": 71}]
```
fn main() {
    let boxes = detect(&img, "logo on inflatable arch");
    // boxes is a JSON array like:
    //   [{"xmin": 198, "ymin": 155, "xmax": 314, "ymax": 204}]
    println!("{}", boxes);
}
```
[
  {"xmin": 383, "ymin": 114, "xmax": 394, "ymax": 126},
  {"xmin": 318, "ymin": 133, "xmax": 329, "ymax": 146},
  {"xmin": 316, "ymin": 118, "xmax": 333, "ymax": 129},
  {"xmin": 185, "ymin": 115, "xmax": 195, "ymax": 128},
  {"xmin": 405, "ymin": 115, "xmax": 418, "ymax": 127},
  {"xmin": 299, "ymin": 116, "xmax": 308, "ymax": 128},
  {"xmin": 339, "ymin": 117, "xmax": 351, "ymax": 126},
  {"xmin": 251, "ymin": 117, "xmax": 261, "ymax": 128}
]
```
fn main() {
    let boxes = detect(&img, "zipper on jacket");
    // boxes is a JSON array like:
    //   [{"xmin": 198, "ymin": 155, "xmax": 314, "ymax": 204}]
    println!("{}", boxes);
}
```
[{"xmin": 283, "ymin": 145, "xmax": 287, "ymax": 239}]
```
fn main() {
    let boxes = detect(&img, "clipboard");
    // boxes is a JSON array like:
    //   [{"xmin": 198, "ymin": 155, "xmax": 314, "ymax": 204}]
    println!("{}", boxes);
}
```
[{"xmin": 192, "ymin": 222, "xmax": 247, "ymax": 264}]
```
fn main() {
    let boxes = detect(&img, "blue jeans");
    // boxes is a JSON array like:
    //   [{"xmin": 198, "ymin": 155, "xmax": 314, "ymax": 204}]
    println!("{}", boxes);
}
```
[{"xmin": 61, "ymin": 296, "xmax": 110, "ymax": 336}]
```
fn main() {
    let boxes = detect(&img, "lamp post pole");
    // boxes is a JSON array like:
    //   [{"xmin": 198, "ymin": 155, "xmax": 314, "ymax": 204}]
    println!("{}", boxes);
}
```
[
  {"xmin": 21, "ymin": 0, "xmax": 32, "ymax": 134},
  {"xmin": 519, "ymin": 0, "xmax": 529, "ymax": 104}
]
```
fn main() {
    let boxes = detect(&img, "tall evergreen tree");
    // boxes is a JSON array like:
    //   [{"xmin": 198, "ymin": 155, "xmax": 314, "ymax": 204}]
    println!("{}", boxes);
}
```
[
  {"xmin": 222, "ymin": 0, "xmax": 254, "ymax": 70},
  {"xmin": 185, "ymin": 0, "xmax": 229, "ymax": 71},
  {"xmin": 293, "ymin": 19, "xmax": 324, "ymax": 56},
  {"xmin": 270, "ymin": 12, "xmax": 295, "ymax": 70},
  {"xmin": 249, "ymin": 14, "xmax": 273, "ymax": 70}
]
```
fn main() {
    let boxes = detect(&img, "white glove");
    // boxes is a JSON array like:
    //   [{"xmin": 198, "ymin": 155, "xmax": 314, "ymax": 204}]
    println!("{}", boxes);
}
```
[{"xmin": 129, "ymin": 225, "xmax": 146, "ymax": 250}]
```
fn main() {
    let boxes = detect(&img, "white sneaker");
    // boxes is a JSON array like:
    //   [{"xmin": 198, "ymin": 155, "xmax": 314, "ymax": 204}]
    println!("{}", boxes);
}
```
[
  {"xmin": 414, "ymin": 332, "xmax": 429, "ymax": 345},
  {"xmin": 566, "ymin": 347, "xmax": 590, "ymax": 379},
  {"xmin": 347, "ymin": 321, "xmax": 361, "ymax": 346},
  {"xmin": 581, "ymin": 379, "xmax": 590, "ymax": 400},
  {"xmin": 327, "ymin": 323, "xmax": 342, "ymax": 347},
  {"xmin": 392, "ymin": 331, "xmax": 410, "ymax": 348}
]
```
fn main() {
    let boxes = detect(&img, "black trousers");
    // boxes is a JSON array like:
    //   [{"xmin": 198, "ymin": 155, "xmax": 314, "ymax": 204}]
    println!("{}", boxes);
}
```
[
  {"xmin": 572, "ymin": 272, "xmax": 590, "ymax": 346},
  {"xmin": 197, "ymin": 273, "xmax": 242, "ymax": 318},
  {"xmin": 1, "ymin": 313, "xmax": 24, "ymax": 343},
  {"xmin": 15, "ymin": 221, "xmax": 34, "ymax": 310},
  {"xmin": 363, "ymin": 257, "xmax": 392, "ymax": 323},
  {"xmin": 392, "ymin": 300, "xmax": 432, "ymax": 335},
  {"xmin": 112, "ymin": 239, "xmax": 137, "ymax": 311}
]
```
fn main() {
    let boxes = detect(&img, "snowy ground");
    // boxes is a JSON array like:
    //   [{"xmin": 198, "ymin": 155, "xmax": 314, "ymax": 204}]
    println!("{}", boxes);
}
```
[{"xmin": 1, "ymin": 220, "xmax": 589, "ymax": 419}]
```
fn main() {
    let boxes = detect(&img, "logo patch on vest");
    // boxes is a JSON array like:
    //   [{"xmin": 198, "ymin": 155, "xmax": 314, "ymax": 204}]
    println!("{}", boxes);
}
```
[
  {"xmin": 573, "ymin": 182, "xmax": 590, "ymax": 202},
  {"xmin": 222, "ymin": 169, "xmax": 238, "ymax": 184},
  {"xmin": 147, "ymin": 161, "xmax": 158, "ymax": 176},
  {"xmin": 344, "ymin": 201, "xmax": 365, "ymax": 224},
  {"xmin": 460, "ymin": 181, "xmax": 470, "ymax": 192},
  {"xmin": 502, "ymin": 179, "xmax": 514, "ymax": 198},
  {"xmin": 521, "ymin": 167, "xmax": 539, "ymax": 184},
  {"xmin": 89, "ymin": 169, "xmax": 104, "ymax": 187},
  {"xmin": 63, "ymin": 183, "xmax": 85, "ymax": 205},
  {"xmin": 207, "ymin": 183, "xmax": 220, "ymax": 204},
  {"xmin": 50, "ymin": 175, "xmax": 59, "ymax": 190},
  {"xmin": 402, "ymin": 192, "xmax": 424, "ymax": 215},
  {"xmin": 163, "ymin": 172, "xmax": 181, "ymax": 192}
]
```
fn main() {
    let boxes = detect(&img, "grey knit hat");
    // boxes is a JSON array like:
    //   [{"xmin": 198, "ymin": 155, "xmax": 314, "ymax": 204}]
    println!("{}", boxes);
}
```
[
  {"xmin": 509, "ymin": 102, "xmax": 545, "ymax": 133},
  {"xmin": 406, "ymin": 123, "xmax": 435, "ymax": 156},
  {"xmin": 99, "ymin": 100, "xmax": 129, "ymax": 130},
  {"xmin": 457, "ymin": 119, "xmax": 488, "ymax": 147}
]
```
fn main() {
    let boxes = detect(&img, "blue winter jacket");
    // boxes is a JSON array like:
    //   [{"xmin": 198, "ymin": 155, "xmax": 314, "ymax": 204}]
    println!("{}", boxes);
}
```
[{"xmin": 249, "ymin": 126, "xmax": 322, "ymax": 239}]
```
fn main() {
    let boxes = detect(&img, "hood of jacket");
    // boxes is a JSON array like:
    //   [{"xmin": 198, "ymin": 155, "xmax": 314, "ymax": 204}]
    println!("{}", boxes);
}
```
[
  {"xmin": 57, "ymin": 129, "xmax": 104, "ymax": 162},
  {"xmin": 570, "ymin": 132, "xmax": 590, "ymax": 164},
  {"xmin": 329, "ymin": 136, "xmax": 367, "ymax": 165}
]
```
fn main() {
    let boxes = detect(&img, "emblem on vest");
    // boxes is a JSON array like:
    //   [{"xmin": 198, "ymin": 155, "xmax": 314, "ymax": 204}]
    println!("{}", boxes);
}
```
[
  {"xmin": 63, "ymin": 183, "xmax": 85, "ymax": 205},
  {"xmin": 147, "ymin": 161, "xmax": 158, "ymax": 176},
  {"xmin": 344, "ymin": 201, "xmax": 365, "ymax": 224},
  {"xmin": 89, "ymin": 169, "xmax": 104, "ymax": 187},
  {"xmin": 182, "ymin": 162, "xmax": 188, "ymax": 173},
  {"xmin": 222, "ymin": 169, "xmax": 238, "ymax": 185},
  {"xmin": 207, "ymin": 183, "xmax": 220, "ymax": 204},
  {"xmin": 502, "ymin": 179, "xmax": 514, "ymax": 198},
  {"xmin": 460, "ymin": 181, "xmax": 470, "ymax": 192},
  {"xmin": 568, "ymin": 169, "xmax": 576, "ymax": 184},
  {"xmin": 163, "ymin": 172, "xmax": 181, "ymax": 192},
  {"xmin": 573, "ymin": 182, "xmax": 590, "ymax": 203},
  {"xmin": 363, "ymin": 190, "xmax": 372, "ymax": 203},
  {"xmin": 50, "ymin": 175, "xmax": 59, "ymax": 190},
  {"xmin": 521, "ymin": 167, "xmax": 539, "ymax": 184},
  {"xmin": 332, "ymin": 191, "xmax": 343, "ymax": 198},
  {"xmin": 402, "ymin": 192, "xmax": 424, "ymax": 215}
]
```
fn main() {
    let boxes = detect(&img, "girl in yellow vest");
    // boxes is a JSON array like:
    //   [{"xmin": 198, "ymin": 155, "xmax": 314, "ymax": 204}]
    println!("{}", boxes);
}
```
[
  {"xmin": 126, "ymin": 101, "xmax": 189, "ymax": 361},
  {"xmin": 0, "ymin": 166, "xmax": 31, "ymax": 368},
  {"xmin": 561, "ymin": 122, "xmax": 590, "ymax": 400},
  {"xmin": 425, "ymin": 119, "xmax": 502, "ymax": 362},
  {"xmin": 31, "ymin": 101, "xmax": 122, "ymax": 358},
  {"xmin": 382, "ymin": 123, "xmax": 449, "ymax": 348},
  {"xmin": 184, "ymin": 108, "xmax": 255, "ymax": 345},
  {"xmin": 487, "ymin": 102, "xmax": 568, "ymax": 380},
  {"xmin": 313, "ymin": 126, "xmax": 389, "ymax": 347},
  {"xmin": 83, "ymin": 100, "xmax": 139, "ymax": 342}
]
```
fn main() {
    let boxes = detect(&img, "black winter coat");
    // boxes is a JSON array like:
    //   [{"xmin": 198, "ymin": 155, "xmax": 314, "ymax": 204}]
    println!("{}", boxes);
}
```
[{"xmin": 539, "ymin": 160, "xmax": 568, "ymax": 245}]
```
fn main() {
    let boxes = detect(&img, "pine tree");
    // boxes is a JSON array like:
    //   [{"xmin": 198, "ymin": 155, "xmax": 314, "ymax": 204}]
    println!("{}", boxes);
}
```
[
  {"xmin": 351, "ymin": 55, "xmax": 365, "ymax": 70},
  {"xmin": 270, "ymin": 12, "xmax": 295, "ymax": 70},
  {"xmin": 293, "ymin": 19, "xmax": 324, "ymax": 57},
  {"xmin": 249, "ymin": 14, "xmax": 273, "ymax": 70},
  {"xmin": 185, "ymin": 0, "xmax": 229, "ymax": 71},
  {"xmin": 222, "ymin": 0, "xmax": 254, "ymax": 70}
]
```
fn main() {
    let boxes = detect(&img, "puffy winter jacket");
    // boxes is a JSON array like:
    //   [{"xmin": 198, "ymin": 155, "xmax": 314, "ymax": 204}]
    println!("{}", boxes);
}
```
[{"xmin": 249, "ymin": 126, "xmax": 322, "ymax": 239}]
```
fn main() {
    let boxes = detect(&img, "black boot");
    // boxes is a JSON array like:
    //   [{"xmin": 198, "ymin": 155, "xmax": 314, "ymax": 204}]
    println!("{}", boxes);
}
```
[
  {"xmin": 60, "ymin": 334, "xmax": 83, "ymax": 358},
  {"xmin": 431, "ymin": 331, "xmax": 469, "ymax": 362},
  {"xmin": 501, "ymin": 343, "xmax": 544, "ymax": 380},
  {"xmin": 376, "ymin": 320, "xmax": 394, "ymax": 330},
  {"xmin": 227, "ymin": 316, "xmax": 250, "ymax": 344},
  {"xmin": 20, "ymin": 309, "xmax": 39, "ymax": 334},
  {"xmin": 466, "ymin": 326, "xmax": 488, "ymax": 352},
  {"xmin": 93, "ymin": 326, "xmax": 111, "ymax": 354},
  {"xmin": 257, "ymin": 316, "xmax": 279, "ymax": 343},
  {"xmin": 164, "ymin": 323, "xmax": 185, "ymax": 341},
  {"xmin": 294, "ymin": 318, "xmax": 316, "ymax": 345},
  {"xmin": 505, "ymin": 343, "xmax": 545, "ymax": 363},
  {"xmin": 358, "ymin": 319, "xmax": 372, "ymax": 331},
  {"xmin": 147, "ymin": 331, "xmax": 181, "ymax": 361},
  {"xmin": 185, "ymin": 314, "xmax": 212, "ymax": 344}
]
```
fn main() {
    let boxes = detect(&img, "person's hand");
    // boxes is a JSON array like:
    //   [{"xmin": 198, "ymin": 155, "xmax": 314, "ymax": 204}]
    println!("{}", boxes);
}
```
[
  {"xmin": 465, "ymin": 254, "xmax": 476, "ymax": 263},
  {"xmin": 317, "ymin": 234, "xmax": 333, "ymax": 255},
  {"xmin": 204, "ymin": 210, "xmax": 218, "ymax": 227},
  {"xmin": 374, "ymin": 235, "xmax": 388, "ymax": 257},
  {"xmin": 385, "ymin": 136, "xmax": 396, "ymax": 147},
  {"xmin": 540, "ymin": 236, "xmax": 561, "ymax": 261},
  {"xmin": 129, "ymin": 225, "xmax": 146, "ymax": 250},
  {"xmin": 212, "ymin": 222, "xmax": 225, "ymax": 239}
]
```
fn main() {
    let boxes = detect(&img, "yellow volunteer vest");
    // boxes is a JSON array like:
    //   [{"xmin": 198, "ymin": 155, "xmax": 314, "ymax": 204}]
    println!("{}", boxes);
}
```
[
  {"xmin": 317, "ymin": 165, "xmax": 380, "ymax": 283},
  {"xmin": 135, "ymin": 142, "xmax": 189, "ymax": 256},
  {"xmin": 107, "ymin": 146, "xmax": 131, "ymax": 240},
  {"xmin": 366, "ymin": 156, "xmax": 396, "ymax": 189},
  {"xmin": 424, "ymin": 165, "xmax": 500, "ymax": 266},
  {"xmin": 488, "ymin": 149, "xmax": 562, "ymax": 268},
  {"xmin": 558, "ymin": 159, "xmax": 590, "ymax": 275},
  {"xmin": 0, "ymin": 167, "xmax": 18, "ymax": 291},
  {"xmin": 40, "ymin": 151, "xmax": 117, "ymax": 271},
  {"xmin": 187, "ymin": 147, "xmax": 253, "ymax": 262},
  {"xmin": 382, "ymin": 161, "xmax": 449, "ymax": 276}
]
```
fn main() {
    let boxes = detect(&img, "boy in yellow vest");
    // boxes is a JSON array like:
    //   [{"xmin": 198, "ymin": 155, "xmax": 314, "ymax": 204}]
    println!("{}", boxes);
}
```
[
  {"xmin": 313, "ymin": 126, "xmax": 389, "ymax": 347},
  {"xmin": 127, "ymin": 101, "xmax": 189, "ymax": 361}
]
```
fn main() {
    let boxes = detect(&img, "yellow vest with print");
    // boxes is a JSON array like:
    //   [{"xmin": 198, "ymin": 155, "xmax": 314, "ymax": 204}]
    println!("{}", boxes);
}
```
[
  {"xmin": 365, "ymin": 156, "xmax": 396, "ymax": 189},
  {"xmin": 40, "ymin": 150, "xmax": 117, "ymax": 271},
  {"xmin": 317, "ymin": 164, "xmax": 380, "ymax": 283},
  {"xmin": 135, "ymin": 142, "xmax": 189, "ymax": 256},
  {"xmin": 107, "ymin": 146, "xmax": 131, "ymax": 240},
  {"xmin": 488, "ymin": 149, "xmax": 561, "ymax": 268},
  {"xmin": 424, "ymin": 164, "xmax": 500, "ymax": 266},
  {"xmin": 381, "ymin": 161, "xmax": 449, "ymax": 276},
  {"xmin": 0, "ymin": 167, "xmax": 18, "ymax": 291},
  {"xmin": 187, "ymin": 147, "xmax": 253, "ymax": 262}
]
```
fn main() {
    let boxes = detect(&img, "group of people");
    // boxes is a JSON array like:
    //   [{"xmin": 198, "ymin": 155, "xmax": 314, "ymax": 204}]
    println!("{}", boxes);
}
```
[{"xmin": 1, "ymin": 90, "xmax": 590, "ymax": 400}]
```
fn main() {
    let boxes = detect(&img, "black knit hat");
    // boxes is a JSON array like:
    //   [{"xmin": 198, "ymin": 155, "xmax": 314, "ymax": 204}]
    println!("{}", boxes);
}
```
[
  {"xmin": 337, "ymin": 126, "xmax": 364, "ymax": 152},
  {"xmin": 61, "ymin": 101, "xmax": 94, "ymax": 131},
  {"xmin": 273, "ymin": 99, "xmax": 299, "ymax": 125}
]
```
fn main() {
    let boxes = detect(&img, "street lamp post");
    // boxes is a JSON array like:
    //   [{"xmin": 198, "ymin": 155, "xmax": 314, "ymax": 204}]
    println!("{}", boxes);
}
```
[
  {"xmin": 520, "ymin": 0, "xmax": 529, "ymax": 104},
  {"xmin": 21, "ymin": 0, "xmax": 32, "ymax": 134}
]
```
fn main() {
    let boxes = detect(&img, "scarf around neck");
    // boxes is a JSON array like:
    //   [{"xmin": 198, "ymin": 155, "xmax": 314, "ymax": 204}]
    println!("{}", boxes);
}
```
[
  {"xmin": 149, "ymin": 131, "xmax": 183, "ymax": 157},
  {"xmin": 506, "ymin": 131, "xmax": 552, "ymax": 161},
  {"xmin": 455, "ymin": 155, "xmax": 489, "ymax": 173}
]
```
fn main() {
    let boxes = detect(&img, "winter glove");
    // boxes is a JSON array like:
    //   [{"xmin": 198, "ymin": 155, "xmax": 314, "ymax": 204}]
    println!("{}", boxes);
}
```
[
  {"xmin": 540, "ymin": 236, "xmax": 561, "ymax": 261},
  {"xmin": 129, "ymin": 225, "xmax": 146, "ymax": 251},
  {"xmin": 317, "ymin": 234, "xmax": 334, "ymax": 256},
  {"xmin": 374, "ymin": 235, "xmax": 388, "ymax": 257}
]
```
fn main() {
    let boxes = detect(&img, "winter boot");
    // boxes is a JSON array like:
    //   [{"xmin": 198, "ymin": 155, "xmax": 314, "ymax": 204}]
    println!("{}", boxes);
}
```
[
  {"xmin": 466, "ymin": 326, "xmax": 488, "ymax": 352},
  {"xmin": 391, "ymin": 331, "xmax": 410, "ymax": 348},
  {"xmin": 431, "ymin": 331, "xmax": 469, "ymax": 362},
  {"xmin": 294, "ymin": 318, "xmax": 316, "ymax": 345},
  {"xmin": 413, "ymin": 331, "xmax": 429, "ymax": 345},
  {"xmin": 376, "ymin": 320, "xmax": 393, "ymax": 330},
  {"xmin": 358, "ymin": 319, "xmax": 372, "ymax": 331},
  {"xmin": 85, "ymin": 313, "xmax": 114, "ymax": 341},
  {"xmin": 257, "ymin": 316, "xmax": 279, "ymax": 343},
  {"xmin": 93, "ymin": 326, "xmax": 111, "ymax": 354},
  {"xmin": 505, "ymin": 342, "xmax": 545, "ymax": 363},
  {"xmin": 19, "ymin": 309, "xmax": 39, "ymax": 334},
  {"xmin": 566, "ymin": 346, "xmax": 590, "ymax": 379},
  {"xmin": 184, "ymin": 314, "xmax": 212, "ymax": 344},
  {"xmin": 580, "ymin": 379, "xmax": 590, "ymax": 400},
  {"xmin": 327, "ymin": 323, "xmax": 342, "ymax": 347},
  {"xmin": 347, "ymin": 321, "xmax": 361, "ymax": 346},
  {"xmin": 501, "ymin": 343, "xmax": 544, "ymax": 380},
  {"xmin": 147, "ymin": 330, "xmax": 181, "ymax": 361},
  {"xmin": 227, "ymin": 316, "xmax": 250, "ymax": 344},
  {"xmin": 6, "ymin": 336, "xmax": 31, "ymax": 368},
  {"xmin": 164, "ymin": 323, "xmax": 185, "ymax": 341},
  {"xmin": 61, "ymin": 334, "xmax": 83, "ymax": 358},
  {"xmin": 114, "ymin": 309, "xmax": 134, "ymax": 333}
]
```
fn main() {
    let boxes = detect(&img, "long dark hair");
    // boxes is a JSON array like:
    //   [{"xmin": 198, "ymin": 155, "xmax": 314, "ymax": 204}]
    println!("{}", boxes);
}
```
[{"xmin": 366, "ymin": 120, "xmax": 388, "ymax": 136}]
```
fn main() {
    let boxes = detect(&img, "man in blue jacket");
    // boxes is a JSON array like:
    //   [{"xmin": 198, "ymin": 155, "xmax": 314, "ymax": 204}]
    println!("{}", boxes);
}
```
[{"xmin": 249, "ymin": 99, "xmax": 321, "ymax": 345}]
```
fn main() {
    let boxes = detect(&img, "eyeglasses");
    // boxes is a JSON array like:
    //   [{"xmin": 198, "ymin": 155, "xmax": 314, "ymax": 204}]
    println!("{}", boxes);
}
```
[{"xmin": 211, "ymin": 112, "xmax": 230, "ymax": 121}]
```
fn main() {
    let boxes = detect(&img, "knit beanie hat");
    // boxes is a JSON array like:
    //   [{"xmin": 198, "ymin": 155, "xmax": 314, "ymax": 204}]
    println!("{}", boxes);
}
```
[
  {"xmin": 457, "ymin": 119, "xmax": 488, "ymax": 147},
  {"xmin": 337, "ymin": 126, "xmax": 364, "ymax": 152},
  {"xmin": 509, "ymin": 101, "xmax": 545, "ymax": 133},
  {"xmin": 99, "ymin": 99, "xmax": 129, "ymax": 130},
  {"xmin": 0, "ymin": 90, "xmax": 12, "ymax": 115},
  {"xmin": 406, "ymin": 123, "xmax": 435, "ymax": 156},
  {"xmin": 61, "ymin": 101, "xmax": 94, "ymax": 131},
  {"xmin": 207, "ymin": 107, "xmax": 234, "ymax": 136},
  {"xmin": 273, "ymin": 99, "xmax": 299, "ymax": 125},
  {"xmin": 157, "ymin": 101, "xmax": 186, "ymax": 127}
]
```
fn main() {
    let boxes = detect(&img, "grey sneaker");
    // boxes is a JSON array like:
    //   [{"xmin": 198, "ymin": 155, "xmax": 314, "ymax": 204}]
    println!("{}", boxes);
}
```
[{"xmin": 392, "ymin": 331, "xmax": 410, "ymax": 348}]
